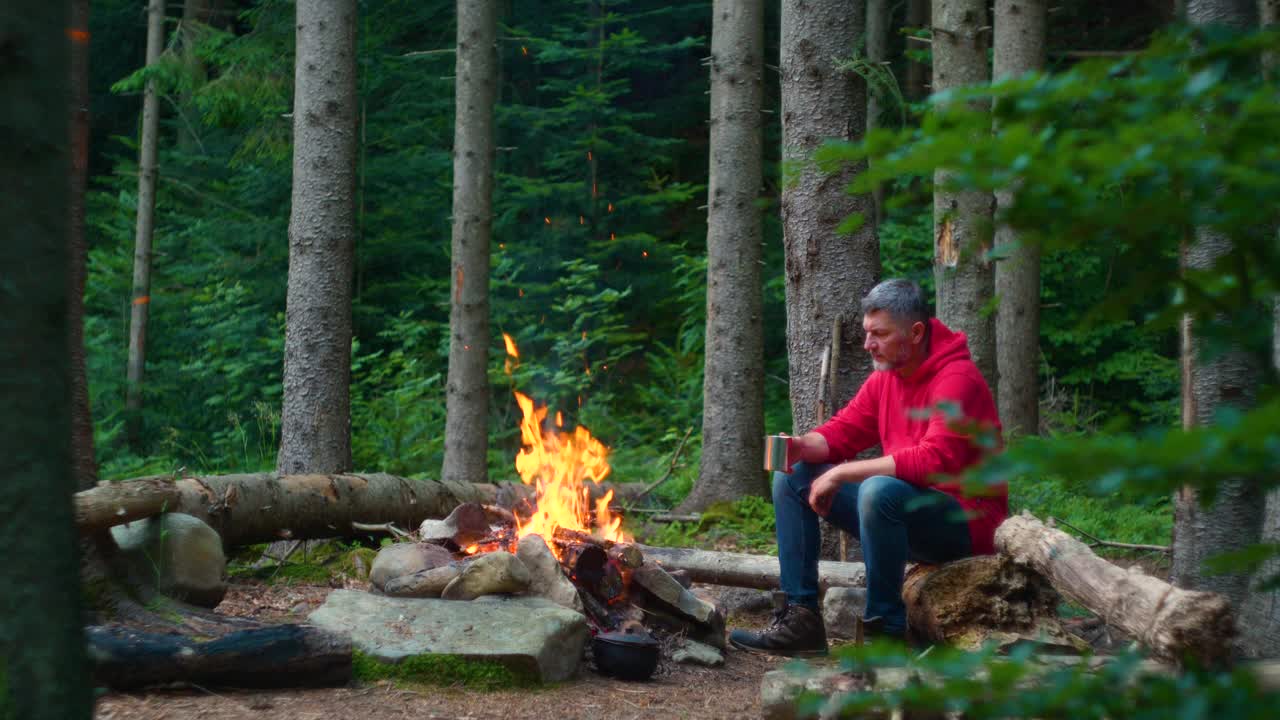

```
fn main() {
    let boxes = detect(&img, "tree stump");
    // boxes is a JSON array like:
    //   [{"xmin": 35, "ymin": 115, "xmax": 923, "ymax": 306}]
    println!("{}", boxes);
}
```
[{"xmin": 902, "ymin": 555, "xmax": 1076, "ymax": 650}]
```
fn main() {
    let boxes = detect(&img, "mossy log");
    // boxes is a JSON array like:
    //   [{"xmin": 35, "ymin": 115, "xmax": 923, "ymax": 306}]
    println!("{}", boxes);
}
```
[
  {"xmin": 87, "ymin": 623, "xmax": 351, "ymax": 689},
  {"xmin": 74, "ymin": 473, "xmax": 645, "ymax": 547},
  {"xmin": 996, "ymin": 512, "xmax": 1235, "ymax": 666},
  {"xmin": 901, "ymin": 555, "xmax": 1075, "ymax": 650}
]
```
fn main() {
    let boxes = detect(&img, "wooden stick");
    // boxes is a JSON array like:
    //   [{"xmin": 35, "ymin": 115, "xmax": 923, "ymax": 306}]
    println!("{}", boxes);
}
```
[
  {"xmin": 627, "ymin": 426, "xmax": 694, "ymax": 508},
  {"xmin": 351, "ymin": 521, "xmax": 413, "ymax": 540},
  {"xmin": 1051, "ymin": 518, "xmax": 1170, "ymax": 553}
]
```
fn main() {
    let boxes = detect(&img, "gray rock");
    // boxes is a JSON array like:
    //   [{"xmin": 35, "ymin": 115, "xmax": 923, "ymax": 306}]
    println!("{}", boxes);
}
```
[
  {"xmin": 672, "ymin": 639, "xmax": 724, "ymax": 667},
  {"xmin": 111, "ymin": 513, "xmax": 226, "ymax": 608},
  {"xmin": 516, "ymin": 534, "xmax": 583, "ymax": 612},
  {"xmin": 369, "ymin": 542, "xmax": 454, "ymax": 590},
  {"xmin": 716, "ymin": 587, "xmax": 775, "ymax": 616},
  {"xmin": 761, "ymin": 662, "xmax": 911, "ymax": 720},
  {"xmin": 308, "ymin": 590, "xmax": 589, "ymax": 683},
  {"xmin": 441, "ymin": 551, "xmax": 530, "ymax": 600},
  {"xmin": 822, "ymin": 587, "xmax": 867, "ymax": 640},
  {"xmin": 382, "ymin": 564, "xmax": 463, "ymax": 598}
]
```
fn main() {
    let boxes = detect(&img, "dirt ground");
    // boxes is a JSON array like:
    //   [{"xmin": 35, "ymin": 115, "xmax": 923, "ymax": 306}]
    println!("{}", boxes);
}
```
[{"xmin": 94, "ymin": 580, "xmax": 788, "ymax": 720}]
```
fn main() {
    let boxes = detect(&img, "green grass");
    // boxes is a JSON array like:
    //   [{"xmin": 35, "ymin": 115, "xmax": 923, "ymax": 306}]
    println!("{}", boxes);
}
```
[
  {"xmin": 351, "ymin": 650, "xmax": 539, "ymax": 690},
  {"xmin": 1010, "ymin": 475, "xmax": 1172, "ymax": 548}
]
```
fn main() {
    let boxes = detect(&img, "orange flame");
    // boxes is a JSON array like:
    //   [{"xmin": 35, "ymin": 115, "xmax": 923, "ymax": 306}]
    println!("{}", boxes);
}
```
[{"xmin": 502, "ymin": 336, "xmax": 628, "ymax": 547}]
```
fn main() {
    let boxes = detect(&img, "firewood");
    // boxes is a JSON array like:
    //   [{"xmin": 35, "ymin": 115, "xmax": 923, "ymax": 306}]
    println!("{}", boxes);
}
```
[
  {"xmin": 88, "ymin": 623, "xmax": 351, "ymax": 689},
  {"xmin": 550, "ymin": 526, "xmax": 644, "ymax": 568},
  {"xmin": 996, "ymin": 512, "xmax": 1235, "ymax": 666}
]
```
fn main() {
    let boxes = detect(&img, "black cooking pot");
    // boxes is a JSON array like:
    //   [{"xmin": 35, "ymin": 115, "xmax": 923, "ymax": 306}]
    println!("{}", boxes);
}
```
[{"xmin": 592, "ymin": 630, "xmax": 660, "ymax": 681}]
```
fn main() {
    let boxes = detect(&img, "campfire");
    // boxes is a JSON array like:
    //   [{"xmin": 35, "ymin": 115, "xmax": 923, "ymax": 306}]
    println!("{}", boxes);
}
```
[{"xmin": 381, "ymin": 336, "xmax": 725, "ymax": 679}]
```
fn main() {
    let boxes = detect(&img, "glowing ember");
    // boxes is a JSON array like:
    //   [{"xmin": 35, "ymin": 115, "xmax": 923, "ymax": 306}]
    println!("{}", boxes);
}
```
[{"xmin": 502, "ymin": 334, "xmax": 629, "ymax": 547}]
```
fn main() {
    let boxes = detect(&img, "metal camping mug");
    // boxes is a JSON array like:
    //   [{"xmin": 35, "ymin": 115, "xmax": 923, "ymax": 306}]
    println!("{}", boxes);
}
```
[{"xmin": 764, "ymin": 434, "xmax": 792, "ymax": 473}]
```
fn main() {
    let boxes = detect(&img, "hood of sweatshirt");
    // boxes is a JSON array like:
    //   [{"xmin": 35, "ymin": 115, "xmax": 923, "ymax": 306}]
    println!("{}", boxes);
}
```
[{"xmin": 903, "ymin": 318, "xmax": 972, "ymax": 385}]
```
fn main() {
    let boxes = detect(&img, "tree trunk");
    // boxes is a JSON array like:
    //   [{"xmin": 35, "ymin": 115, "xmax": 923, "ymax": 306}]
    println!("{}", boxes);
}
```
[
  {"xmin": 176, "ymin": 0, "xmax": 215, "ymax": 152},
  {"xmin": 999, "ymin": 513, "xmax": 1235, "ymax": 667},
  {"xmin": 125, "ymin": 0, "xmax": 167, "ymax": 452},
  {"xmin": 683, "ymin": 0, "xmax": 766, "ymax": 511},
  {"xmin": 780, "ymin": 0, "xmax": 880, "ymax": 561},
  {"xmin": 993, "ymin": 0, "xmax": 1046, "ymax": 438},
  {"xmin": 1242, "ymin": 0, "xmax": 1280, "ymax": 660},
  {"xmin": 75, "ymin": 474, "xmax": 649, "ymax": 545},
  {"xmin": 1173, "ymin": 0, "xmax": 1268, "ymax": 657},
  {"xmin": 932, "ymin": 0, "xmax": 996, "ymax": 390},
  {"xmin": 88, "ymin": 623, "xmax": 350, "ymax": 690},
  {"xmin": 905, "ymin": 0, "xmax": 931, "ymax": 100},
  {"xmin": 442, "ymin": 0, "xmax": 498, "ymax": 487},
  {"xmin": 636, "ymin": 545, "xmax": 867, "ymax": 591},
  {"xmin": 0, "ymin": 0, "xmax": 92, "ymax": 713},
  {"xmin": 866, "ymin": 0, "xmax": 889, "ymax": 226},
  {"xmin": 278, "ymin": 0, "xmax": 359, "ymax": 475},
  {"xmin": 70, "ymin": 0, "xmax": 97, "ymax": 490}
]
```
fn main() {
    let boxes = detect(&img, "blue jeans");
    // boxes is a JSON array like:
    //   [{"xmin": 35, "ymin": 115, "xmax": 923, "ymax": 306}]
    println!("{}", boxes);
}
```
[{"xmin": 773, "ymin": 462, "xmax": 973, "ymax": 634}]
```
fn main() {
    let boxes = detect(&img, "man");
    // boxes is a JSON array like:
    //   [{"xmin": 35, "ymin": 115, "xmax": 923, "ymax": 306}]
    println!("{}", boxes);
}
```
[{"xmin": 729, "ymin": 279, "xmax": 1006, "ymax": 656}]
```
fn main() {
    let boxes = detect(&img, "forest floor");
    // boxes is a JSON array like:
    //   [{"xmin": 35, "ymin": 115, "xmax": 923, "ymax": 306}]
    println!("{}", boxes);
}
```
[{"xmin": 93, "ymin": 578, "xmax": 787, "ymax": 720}]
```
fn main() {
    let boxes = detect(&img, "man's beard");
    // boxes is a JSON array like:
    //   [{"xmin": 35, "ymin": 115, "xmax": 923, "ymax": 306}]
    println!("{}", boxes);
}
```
[{"xmin": 870, "ymin": 344, "xmax": 911, "ymax": 372}]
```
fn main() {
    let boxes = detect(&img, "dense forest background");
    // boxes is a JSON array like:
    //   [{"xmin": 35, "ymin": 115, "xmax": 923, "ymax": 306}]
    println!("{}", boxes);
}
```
[{"xmin": 85, "ymin": 0, "xmax": 1176, "ymax": 528}]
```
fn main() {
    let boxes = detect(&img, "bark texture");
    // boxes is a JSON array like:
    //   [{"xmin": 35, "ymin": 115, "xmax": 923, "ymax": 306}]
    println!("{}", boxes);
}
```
[
  {"xmin": 1172, "ymin": 0, "xmax": 1267, "ymax": 656},
  {"xmin": 932, "ymin": 0, "xmax": 996, "ymax": 390},
  {"xmin": 901, "ymin": 555, "xmax": 1066, "ymax": 648},
  {"xmin": 866, "ymin": 0, "xmax": 888, "ymax": 225},
  {"xmin": 70, "ymin": 0, "xmax": 98, "ymax": 490},
  {"xmin": 635, "ymin": 545, "xmax": 867, "ymax": 591},
  {"xmin": 992, "ymin": 0, "xmax": 1046, "ymax": 437},
  {"xmin": 685, "ymin": 0, "xmax": 766, "ymax": 511},
  {"xmin": 75, "ymin": 474, "xmax": 648, "ymax": 545},
  {"xmin": 781, "ymin": 0, "xmax": 879, "ymax": 441},
  {"xmin": 905, "ymin": 0, "xmax": 931, "ymax": 99},
  {"xmin": 1244, "ymin": 1, "xmax": 1280, "ymax": 658},
  {"xmin": 999, "ymin": 513, "xmax": 1235, "ymax": 666},
  {"xmin": 88, "ymin": 623, "xmax": 350, "ymax": 690},
  {"xmin": 781, "ymin": 0, "xmax": 880, "ymax": 561},
  {"xmin": 442, "ymin": 0, "xmax": 498, "ymax": 487},
  {"xmin": 125, "ymin": 0, "xmax": 167, "ymax": 451},
  {"xmin": 278, "ymin": 0, "xmax": 359, "ymax": 475},
  {"xmin": 0, "ymin": 0, "xmax": 92, "ymax": 712}
]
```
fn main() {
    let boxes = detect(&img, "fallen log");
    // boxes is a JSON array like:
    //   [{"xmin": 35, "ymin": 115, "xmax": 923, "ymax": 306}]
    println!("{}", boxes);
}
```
[
  {"xmin": 75, "ymin": 473, "xmax": 646, "ymax": 546},
  {"xmin": 902, "ymin": 555, "xmax": 1080, "ymax": 650},
  {"xmin": 996, "ymin": 512, "xmax": 1235, "ymax": 666},
  {"xmin": 87, "ymin": 623, "xmax": 351, "ymax": 689},
  {"xmin": 636, "ymin": 544, "xmax": 866, "ymax": 591}
]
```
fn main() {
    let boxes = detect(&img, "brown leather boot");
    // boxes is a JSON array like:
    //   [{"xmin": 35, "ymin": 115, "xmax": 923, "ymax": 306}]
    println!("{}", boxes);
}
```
[{"xmin": 728, "ymin": 600, "xmax": 828, "ymax": 657}]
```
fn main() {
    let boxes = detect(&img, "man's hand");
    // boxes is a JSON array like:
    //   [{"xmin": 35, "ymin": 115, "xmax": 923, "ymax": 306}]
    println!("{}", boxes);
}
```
[{"xmin": 808, "ymin": 466, "xmax": 847, "ymax": 517}]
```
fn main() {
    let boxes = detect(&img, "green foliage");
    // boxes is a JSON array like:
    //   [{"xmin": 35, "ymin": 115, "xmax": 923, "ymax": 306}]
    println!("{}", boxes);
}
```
[
  {"xmin": 809, "ymin": 644, "xmax": 1279, "ymax": 719},
  {"xmin": 1010, "ymin": 475, "xmax": 1171, "ymax": 549},
  {"xmin": 351, "ymin": 650, "xmax": 538, "ymax": 690},
  {"xmin": 639, "ymin": 495, "xmax": 778, "ymax": 553}
]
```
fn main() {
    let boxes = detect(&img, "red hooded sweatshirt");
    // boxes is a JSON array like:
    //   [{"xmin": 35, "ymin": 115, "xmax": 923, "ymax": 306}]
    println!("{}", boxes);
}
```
[{"xmin": 812, "ymin": 318, "xmax": 1007, "ymax": 555}]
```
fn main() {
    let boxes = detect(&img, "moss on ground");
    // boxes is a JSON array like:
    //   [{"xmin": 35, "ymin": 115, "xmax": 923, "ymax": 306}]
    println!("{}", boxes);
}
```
[
  {"xmin": 227, "ymin": 541, "xmax": 378, "ymax": 586},
  {"xmin": 351, "ymin": 650, "xmax": 540, "ymax": 690}
]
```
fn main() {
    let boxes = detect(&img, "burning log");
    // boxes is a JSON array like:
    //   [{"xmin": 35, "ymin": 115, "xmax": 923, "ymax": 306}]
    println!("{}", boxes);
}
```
[
  {"xmin": 551, "ymin": 527, "xmax": 644, "ymax": 569},
  {"xmin": 996, "ymin": 512, "xmax": 1235, "ymax": 666},
  {"xmin": 636, "ymin": 544, "xmax": 866, "ymax": 591},
  {"xmin": 74, "ymin": 473, "xmax": 647, "ymax": 546}
]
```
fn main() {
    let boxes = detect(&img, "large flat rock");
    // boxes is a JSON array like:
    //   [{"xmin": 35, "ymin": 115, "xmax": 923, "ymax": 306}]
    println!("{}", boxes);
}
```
[{"xmin": 308, "ymin": 590, "xmax": 589, "ymax": 683}]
